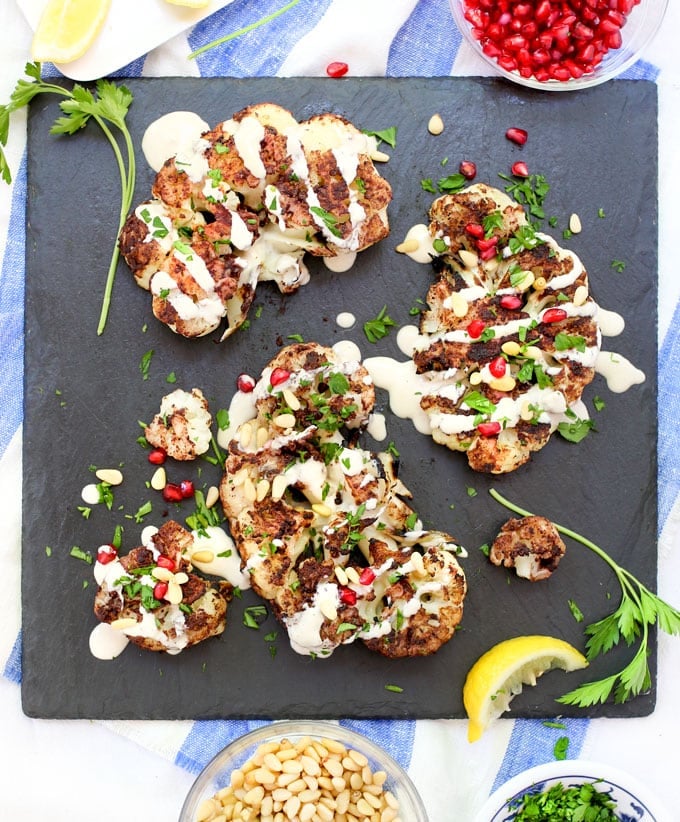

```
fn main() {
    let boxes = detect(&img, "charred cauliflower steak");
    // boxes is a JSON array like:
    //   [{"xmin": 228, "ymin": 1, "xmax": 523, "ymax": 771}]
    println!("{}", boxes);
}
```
[
  {"xmin": 93, "ymin": 520, "xmax": 232, "ymax": 654},
  {"xmin": 144, "ymin": 387, "xmax": 212, "ymax": 460},
  {"xmin": 119, "ymin": 103, "xmax": 392, "ymax": 339},
  {"xmin": 219, "ymin": 342, "xmax": 467, "ymax": 659},
  {"xmin": 412, "ymin": 183, "xmax": 600, "ymax": 474}
]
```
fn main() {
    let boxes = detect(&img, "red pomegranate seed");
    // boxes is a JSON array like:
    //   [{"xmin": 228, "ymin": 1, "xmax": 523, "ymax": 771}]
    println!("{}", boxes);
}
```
[
  {"xmin": 542, "ymin": 307, "xmax": 568, "ymax": 324},
  {"xmin": 180, "ymin": 480, "xmax": 195, "ymax": 499},
  {"xmin": 156, "ymin": 555, "xmax": 176, "ymax": 571},
  {"xmin": 148, "ymin": 448, "xmax": 166, "ymax": 465},
  {"xmin": 163, "ymin": 483, "xmax": 184, "ymax": 503},
  {"xmin": 459, "ymin": 160, "xmax": 477, "ymax": 180},
  {"xmin": 236, "ymin": 373, "xmax": 256, "ymax": 393},
  {"xmin": 476, "ymin": 236, "xmax": 498, "ymax": 252},
  {"xmin": 359, "ymin": 568, "xmax": 376, "ymax": 586},
  {"xmin": 489, "ymin": 356, "xmax": 507, "ymax": 378},
  {"xmin": 153, "ymin": 581, "xmax": 168, "ymax": 601},
  {"xmin": 505, "ymin": 127, "xmax": 528, "ymax": 146},
  {"xmin": 339, "ymin": 587, "xmax": 357, "ymax": 606},
  {"xmin": 477, "ymin": 421, "xmax": 502, "ymax": 437},
  {"xmin": 465, "ymin": 222, "xmax": 485, "ymax": 239},
  {"xmin": 270, "ymin": 367, "xmax": 291, "ymax": 387},
  {"xmin": 511, "ymin": 160, "xmax": 529, "ymax": 177},
  {"xmin": 500, "ymin": 294, "xmax": 523, "ymax": 310},
  {"xmin": 326, "ymin": 61, "xmax": 349, "ymax": 78},
  {"xmin": 97, "ymin": 544, "xmax": 117, "ymax": 565},
  {"xmin": 467, "ymin": 319, "xmax": 486, "ymax": 339}
]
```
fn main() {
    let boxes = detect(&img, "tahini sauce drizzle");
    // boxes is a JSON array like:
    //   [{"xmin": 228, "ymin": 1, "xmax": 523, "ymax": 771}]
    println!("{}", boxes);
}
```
[{"xmin": 141, "ymin": 111, "xmax": 209, "ymax": 173}]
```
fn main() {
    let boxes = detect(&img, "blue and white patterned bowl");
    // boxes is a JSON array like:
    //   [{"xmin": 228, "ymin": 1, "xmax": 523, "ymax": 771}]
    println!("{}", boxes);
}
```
[{"xmin": 474, "ymin": 760, "xmax": 672, "ymax": 822}]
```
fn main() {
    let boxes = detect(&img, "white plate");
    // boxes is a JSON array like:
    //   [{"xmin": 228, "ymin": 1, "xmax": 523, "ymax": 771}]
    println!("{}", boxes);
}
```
[
  {"xmin": 474, "ymin": 760, "xmax": 673, "ymax": 822},
  {"xmin": 17, "ymin": 0, "xmax": 235, "ymax": 81}
]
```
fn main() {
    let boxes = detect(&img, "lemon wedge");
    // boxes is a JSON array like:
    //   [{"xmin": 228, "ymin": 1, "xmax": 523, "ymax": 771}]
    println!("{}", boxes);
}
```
[
  {"xmin": 31, "ymin": 0, "xmax": 112, "ymax": 64},
  {"xmin": 165, "ymin": 0, "xmax": 211, "ymax": 7},
  {"xmin": 463, "ymin": 635, "xmax": 588, "ymax": 743}
]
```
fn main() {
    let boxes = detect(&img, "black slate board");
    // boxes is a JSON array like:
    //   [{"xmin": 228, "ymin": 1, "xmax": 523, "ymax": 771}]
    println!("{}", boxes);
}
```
[{"xmin": 22, "ymin": 77, "xmax": 658, "ymax": 720}]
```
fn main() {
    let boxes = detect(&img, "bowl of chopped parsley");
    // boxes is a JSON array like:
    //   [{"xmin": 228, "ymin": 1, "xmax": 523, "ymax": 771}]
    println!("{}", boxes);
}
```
[{"xmin": 474, "ymin": 760, "xmax": 671, "ymax": 822}]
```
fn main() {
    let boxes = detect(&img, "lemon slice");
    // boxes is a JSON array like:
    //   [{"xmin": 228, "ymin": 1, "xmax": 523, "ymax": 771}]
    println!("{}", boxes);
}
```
[
  {"xmin": 165, "ymin": 0, "xmax": 211, "ymax": 7},
  {"xmin": 463, "ymin": 635, "xmax": 588, "ymax": 743},
  {"xmin": 31, "ymin": 0, "xmax": 112, "ymax": 64}
]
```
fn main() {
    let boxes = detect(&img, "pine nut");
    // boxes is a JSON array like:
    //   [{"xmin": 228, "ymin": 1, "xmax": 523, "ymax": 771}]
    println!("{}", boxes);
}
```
[
  {"xmin": 152, "ymin": 566, "xmax": 173, "ymax": 581},
  {"xmin": 205, "ymin": 485, "xmax": 220, "ymax": 508},
  {"xmin": 271, "ymin": 474, "xmax": 289, "ymax": 501},
  {"xmin": 335, "ymin": 566, "xmax": 349, "ymax": 585},
  {"xmin": 240, "ymin": 422, "xmax": 253, "ymax": 449},
  {"xmin": 371, "ymin": 149, "xmax": 389, "ymax": 163},
  {"xmin": 569, "ymin": 212, "xmax": 582, "ymax": 234},
  {"xmin": 273, "ymin": 413, "xmax": 296, "ymax": 429},
  {"xmin": 395, "ymin": 238, "xmax": 419, "ymax": 254},
  {"xmin": 459, "ymin": 249, "xmax": 478, "ymax": 268},
  {"xmin": 243, "ymin": 477, "xmax": 257, "ymax": 503},
  {"xmin": 312, "ymin": 502, "xmax": 331, "ymax": 518},
  {"xmin": 110, "ymin": 617, "xmax": 137, "ymax": 630},
  {"xmin": 447, "ymin": 291, "xmax": 468, "ymax": 318},
  {"xmin": 150, "ymin": 466, "xmax": 166, "ymax": 490},
  {"xmin": 428, "ymin": 113, "xmax": 444, "ymax": 135},
  {"xmin": 573, "ymin": 284, "xmax": 588, "ymax": 306},
  {"xmin": 489, "ymin": 375, "xmax": 517, "ymax": 392},
  {"xmin": 345, "ymin": 567, "xmax": 360, "ymax": 584},
  {"xmin": 469, "ymin": 371, "xmax": 483, "ymax": 386},
  {"xmin": 501, "ymin": 341, "xmax": 521, "ymax": 357},
  {"xmin": 191, "ymin": 550, "xmax": 215, "ymax": 564},
  {"xmin": 319, "ymin": 599, "xmax": 338, "ymax": 621},
  {"xmin": 256, "ymin": 479, "xmax": 271, "ymax": 502},
  {"xmin": 95, "ymin": 468, "xmax": 123, "ymax": 485},
  {"xmin": 282, "ymin": 389, "xmax": 301, "ymax": 411}
]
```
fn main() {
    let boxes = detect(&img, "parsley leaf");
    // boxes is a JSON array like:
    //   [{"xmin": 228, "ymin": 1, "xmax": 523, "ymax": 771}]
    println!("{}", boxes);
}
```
[{"xmin": 363, "ymin": 306, "xmax": 396, "ymax": 343}]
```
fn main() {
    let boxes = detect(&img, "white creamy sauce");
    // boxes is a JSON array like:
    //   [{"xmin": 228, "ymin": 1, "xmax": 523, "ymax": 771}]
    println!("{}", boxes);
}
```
[
  {"xmin": 335, "ymin": 311, "xmax": 356, "ymax": 329},
  {"xmin": 225, "ymin": 116, "xmax": 267, "ymax": 179},
  {"xmin": 135, "ymin": 201, "xmax": 175, "ymax": 253},
  {"xmin": 216, "ymin": 389, "xmax": 257, "ymax": 450},
  {"xmin": 598, "ymin": 306, "xmax": 625, "ymax": 337},
  {"xmin": 141, "ymin": 111, "xmax": 210, "ymax": 173},
  {"xmin": 364, "ymin": 356, "xmax": 433, "ymax": 435},
  {"xmin": 401, "ymin": 223, "xmax": 437, "ymax": 263},
  {"xmin": 325, "ymin": 253, "xmax": 357, "ymax": 273},
  {"xmin": 367, "ymin": 412, "xmax": 387, "ymax": 442},
  {"xmin": 332, "ymin": 339, "xmax": 362, "ymax": 364},
  {"xmin": 81, "ymin": 483, "xmax": 101, "ymax": 505},
  {"xmin": 141, "ymin": 525, "xmax": 159, "ymax": 546},
  {"xmin": 595, "ymin": 350, "xmax": 646, "ymax": 393},
  {"xmin": 89, "ymin": 622, "xmax": 130, "ymax": 660},
  {"xmin": 284, "ymin": 582, "xmax": 342, "ymax": 657},
  {"xmin": 190, "ymin": 527, "xmax": 251, "ymax": 590}
]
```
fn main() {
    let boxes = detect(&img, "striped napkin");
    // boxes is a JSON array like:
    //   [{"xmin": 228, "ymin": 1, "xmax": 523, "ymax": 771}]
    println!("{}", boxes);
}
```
[{"xmin": 1, "ymin": 2, "xmax": 678, "ymax": 820}]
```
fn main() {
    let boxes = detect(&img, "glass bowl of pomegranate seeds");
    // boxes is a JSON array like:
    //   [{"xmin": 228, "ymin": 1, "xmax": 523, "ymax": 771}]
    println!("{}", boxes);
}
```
[
  {"xmin": 179, "ymin": 720, "xmax": 429, "ymax": 822},
  {"xmin": 450, "ymin": 0, "xmax": 668, "ymax": 90}
]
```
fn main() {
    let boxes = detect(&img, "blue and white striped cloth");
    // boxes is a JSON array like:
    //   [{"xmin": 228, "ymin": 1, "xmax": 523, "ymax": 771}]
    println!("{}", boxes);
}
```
[{"xmin": 1, "ymin": 2, "xmax": 678, "ymax": 819}]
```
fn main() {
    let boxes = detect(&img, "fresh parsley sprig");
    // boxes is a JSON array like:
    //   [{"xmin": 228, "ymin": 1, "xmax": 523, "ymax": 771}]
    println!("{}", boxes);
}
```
[
  {"xmin": 489, "ymin": 488, "xmax": 680, "ymax": 708},
  {"xmin": 363, "ymin": 305, "xmax": 396, "ymax": 343},
  {"xmin": 0, "ymin": 63, "xmax": 135, "ymax": 335}
]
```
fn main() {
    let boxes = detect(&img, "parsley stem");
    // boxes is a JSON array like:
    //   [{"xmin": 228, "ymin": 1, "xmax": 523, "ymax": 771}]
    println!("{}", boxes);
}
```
[{"xmin": 188, "ymin": 0, "xmax": 302, "ymax": 59}]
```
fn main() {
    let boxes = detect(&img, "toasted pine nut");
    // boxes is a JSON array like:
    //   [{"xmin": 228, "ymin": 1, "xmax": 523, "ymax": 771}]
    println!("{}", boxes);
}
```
[
  {"xmin": 569, "ymin": 212, "xmax": 582, "ymax": 234},
  {"xmin": 282, "ymin": 389, "xmax": 301, "ymax": 411},
  {"xmin": 95, "ymin": 468, "xmax": 123, "ymax": 485},
  {"xmin": 271, "ymin": 474, "xmax": 289, "ymax": 501},
  {"xmin": 110, "ymin": 617, "xmax": 137, "ymax": 630},
  {"xmin": 191, "ymin": 550, "xmax": 215, "ymax": 564},
  {"xmin": 312, "ymin": 502, "xmax": 331, "ymax": 518},
  {"xmin": 573, "ymin": 284, "xmax": 588, "ymax": 306},
  {"xmin": 371, "ymin": 149, "xmax": 389, "ymax": 163},
  {"xmin": 428, "ymin": 113, "xmax": 444, "ymax": 135},
  {"xmin": 273, "ymin": 413, "xmax": 296, "ymax": 429},
  {"xmin": 459, "ymin": 249, "xmax": 479, "ymax": 268},
  {"xmin": 345, "ymin": 567, "xmax": 360, "ymax": 584},
  {"xmin": 447, "ymin": 291, "xmax": 468, "ymax": 318},
  {"xmin": 501, "ymin": 341, "xmax": 521, "ymax": 357},
  {"xmin": 395, "ymin": 238, "xmax": 419, "ymax": 254},
  {"xmin": 256, "ymin": 479, "xmax": 271, "ymax": 502},
  {"xmin": 489, "ymin": 375, "xmax": 517, "ymax": 392},
  {"xmin": 240, "ymin": 422, "xmax": 253, "ymax": 449},
  {"xmin": 205, "ymin": 485, "xmax": 220, "ymax": 508},
  {"xmin": 335, "ymin": 566, "xmax": 349, "ymax": 586}
]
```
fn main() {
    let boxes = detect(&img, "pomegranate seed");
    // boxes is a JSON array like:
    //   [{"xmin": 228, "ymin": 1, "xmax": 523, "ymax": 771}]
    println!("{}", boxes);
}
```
[
  {"xmin": 359, "ymin": 568, "xmax": 376, "ymax": 586},
  {"xmin": 326, "ymin": 61, "xmax": 349, "ymax": 78},
  {"xmin": 148, "ymin": 448, "xmax": 166, "ymax": 465},
  {"xmin": 477, "ymin": 421, "xmax": 502, "ymax": 437},
  {"xmin": 542, "ymin": 307, "xmax": 568, "ymax": 324},
  {"xmin": 270, "ymin": 367, "xmax": 291, "ymax": 387},
  {"xmin": 500, "ymin": 294, "xmax": 523, "ymax": 310},
  {"xmin": 511, "ymin": 160, "xmax": 529, "ymax": 177},
  {"xmin": 339, "ymin": 587, "xmax": 357, "ymax": 606},
  {"xmin": 153, "ymin": 581, "xmax": 168, "ymax": 601},
  {"xmin": 467, "ymin": 319, "xmax": 486, "ymax": 339},
  {"xmin": 465, "ymin": 222, "xmax": 485, "ymax": 239},
  {"xmin": 156, "ymin": 555, "xmax": 175, "ymax": 570},
  {"xmin": 162, "ymin": 483, "xmax": 184, "ymax": 503},
  {"xmin": 236, "ymin": 373, "xmax": 256, "ymax": 393},
  {"xmin": 459, "ymin": 160, "xmax": 477, "ymax": 180},
  {"xmin": 476, "ymin": 236, "xmax": 498, "ymax": 252},
  {"xmin": 489, "ymin": 356, "xmax": 507, "ymax": 378},
  {"xmin": 480, "ymin": 246, "xmax": 498, "ymax": 261},
  {"xmin": 180, "ymin": 479, "xmax": 195, "ymax": 499},
  {"xmin": 505, "ymin": 127, "xmax": 528, "ymax": 146},
  {"xmin": 97, "ymin": 544, "xmax": 117, "ymax": 565},
  {"xmin": 535, "ymin": 0, "xmax": 552, "ymax": 22}
]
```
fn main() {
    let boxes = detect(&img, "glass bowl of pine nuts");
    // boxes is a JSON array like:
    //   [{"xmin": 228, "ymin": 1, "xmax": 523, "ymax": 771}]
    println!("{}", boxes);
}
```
[{"xmin": 179, "ymin": 720, "xmax": 428, "ymax": 822}]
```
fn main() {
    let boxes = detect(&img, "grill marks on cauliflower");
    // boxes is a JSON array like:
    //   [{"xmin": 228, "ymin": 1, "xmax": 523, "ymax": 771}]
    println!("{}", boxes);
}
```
[
  {"xmin": 219, "ymin": 342, "xmax": 467, "ymax": 659},
  {"xmin": 413, "ymin": 183, "xmax": 600, "ymax": 474},
  {"xmin": 145, "ymin": 388, "xmax": 212, "ymax": 460},
  {"xmin": 119, "ymin": 103, "xmax": 392, "ymax": 339}
]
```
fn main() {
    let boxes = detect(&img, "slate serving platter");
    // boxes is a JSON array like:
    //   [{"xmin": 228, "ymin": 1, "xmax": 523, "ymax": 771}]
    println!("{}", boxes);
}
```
[{"xmin": 22, "ymin": 77, "xmax": 658, "ymax": 720}]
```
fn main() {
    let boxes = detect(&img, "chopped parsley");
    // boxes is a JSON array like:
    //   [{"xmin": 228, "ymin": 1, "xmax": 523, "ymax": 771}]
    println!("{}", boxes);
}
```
[{"xmin": 363, "ymin": 305, "xmax": 396, "ymax": 343}]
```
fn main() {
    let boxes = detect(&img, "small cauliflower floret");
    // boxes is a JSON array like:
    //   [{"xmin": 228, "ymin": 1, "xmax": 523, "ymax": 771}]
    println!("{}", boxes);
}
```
[
  {"xmin": 145, "ymin": 388, "xmax": 212, "ymax": 460},
  {"xmin": 489, "ymin": 515, "xmax": 566, "ymax": 581}
]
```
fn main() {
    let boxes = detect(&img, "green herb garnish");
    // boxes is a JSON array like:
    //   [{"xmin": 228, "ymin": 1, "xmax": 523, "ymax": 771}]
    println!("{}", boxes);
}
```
[{"xmin": 363, "ymin": 305, "xmax": 396, "ymax": 343}]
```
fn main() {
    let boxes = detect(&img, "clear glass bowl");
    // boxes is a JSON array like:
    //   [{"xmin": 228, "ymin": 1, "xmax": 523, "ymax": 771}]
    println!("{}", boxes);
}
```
[
  {"xmin": 450, "ymin": 0, "xmax": 668, "ymax": 91},
  {"xmin": 473, "ymin": 760, "xmax": 672, "ymax": 821},
  {"xmin": 178, "ymin": 720, "xmax": 428, "ymax": 822}
]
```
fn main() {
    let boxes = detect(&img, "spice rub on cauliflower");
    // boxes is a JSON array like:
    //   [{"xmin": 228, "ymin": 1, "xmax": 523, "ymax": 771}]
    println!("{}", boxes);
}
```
[
  {"xmin": 144, "ymin": 387, "xmax": 212, "ymax": 461},
  {"xmin": 409, "ymin": 182, "xmax": 600, "ymax": 474},
  {"xmin": 93, "ymin": 520, "xmax": 232, "ymax": 654},
  {"xmin": 219, "ymin": 342, "xmax": 467, "ymax": 659},
  {"xmin": 489, "ymin": 515, "xmax": 566, "ymax": 581},
  {"xmin": 119, "ymin": 103, "xmax": 392, "ymax": 339}
]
